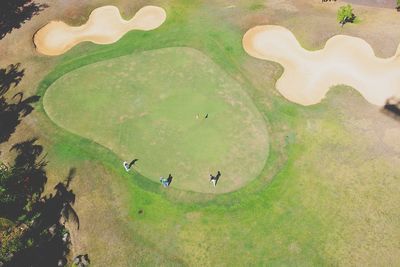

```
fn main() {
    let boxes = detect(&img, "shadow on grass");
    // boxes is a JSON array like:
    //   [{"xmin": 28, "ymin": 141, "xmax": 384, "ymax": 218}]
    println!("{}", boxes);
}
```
[
  {"xmin": 0, "ymin": 0, "xmax": 48, "ymax": 40},
  {"xmin": 0, "ymin": 64, "xmax": 24, "ymax": 95},
  {"xmin": 0, "ymin": 64, "xmax": 87, "ymax": 266},
  {"xmin": 0, "ymin": 63, "xmax": 40, "ymax": 144},
  {"xmin": 0, "ymin": 139, "xmax": 81, "ymax": 266},
  {"xmin": 0, "ymin": 138, "xmax": 47, "ymax": 220}
]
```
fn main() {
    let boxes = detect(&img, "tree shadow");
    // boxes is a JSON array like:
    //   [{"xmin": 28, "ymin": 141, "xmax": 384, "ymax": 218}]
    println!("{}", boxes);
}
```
[
  {"xmin": 2, "ymin": 162, "xmax": 81, "ymax": 266},
  {"xmin": 0, "ymin": 63, "xmax": 24, "ymax": 96},
  {"xmin": 0, "ymin": 63, "xmax": 40, "ymax": 144},
  {"xmin": 0, "ymin": 0, "xmax": 48, "ymax": 40},
  {"xmin": 0, "ymin": 62, "xmax": 85, "ymax": 266},
  {"xmin": 382, "ymin": 97, "xmax": 400, "ymax": 121},
  {"xmin": 0, "ymin": 138, "xmax": 47, "ymax": 220},
  {"xmin": 73, "ymin": 254, "xmax": 90, "ymax": 267}
]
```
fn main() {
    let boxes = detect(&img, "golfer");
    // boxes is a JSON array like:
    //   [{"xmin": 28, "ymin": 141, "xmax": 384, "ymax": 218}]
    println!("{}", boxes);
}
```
[
  {"xmin": 210, "ymin": 174, "xmax": 217, "ymax": 187},
  {"xmin": 160, "ymin": 177, "xmax": 169, "ymax": 187},
  {"xmin": 123, "ymin": 161, "xmax": 130, "ymax": 172}
]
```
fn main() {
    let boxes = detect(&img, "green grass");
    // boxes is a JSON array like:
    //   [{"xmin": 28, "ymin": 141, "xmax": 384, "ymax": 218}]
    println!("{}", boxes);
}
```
[
  {"xmin": 248, "ymin": 3, "xmax": 265, "ymax": 11},
  {"xmin": 34, "ymin": 0, "xmax": 400, "ymax": 266},
  {"xmin": 43, "ymin": 47, "xmax": 269, "ymax": 193}
]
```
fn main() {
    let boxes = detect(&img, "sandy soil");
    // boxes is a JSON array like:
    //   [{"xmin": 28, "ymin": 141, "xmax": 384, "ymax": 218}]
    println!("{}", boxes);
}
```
[
  {"xmin": 344, "ymin": 0, "xmax": 396, "ymax": 8},
  {"xmin": 243, "ymin": 25, "xmax": 400, "ymax": 106},
  {"xmin": 33, "ymin": 5, "xmax": 166, "ymax": 56}
]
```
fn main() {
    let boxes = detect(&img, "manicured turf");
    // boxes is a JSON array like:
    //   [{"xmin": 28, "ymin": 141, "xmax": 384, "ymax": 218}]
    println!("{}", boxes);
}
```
[{"xmin": 43, "ymin": 47, "xmax": 268, "ymax": 193}]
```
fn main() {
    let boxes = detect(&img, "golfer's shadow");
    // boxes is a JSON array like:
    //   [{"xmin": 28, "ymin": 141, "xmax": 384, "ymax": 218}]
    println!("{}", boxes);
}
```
[
  {"xmin": 0, "ymin": 63, "xmax": 40, "ymax": 144},
  {"xmin": 215, "ymin": 171, "xmax": 221, "ymax": 185},
  {"xmin": 167, "ymin": 174, "xmax": 173, "ymax": 186}
]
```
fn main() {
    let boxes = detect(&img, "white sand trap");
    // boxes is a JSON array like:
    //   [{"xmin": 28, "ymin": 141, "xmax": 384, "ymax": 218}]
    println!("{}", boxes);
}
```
[
  {"xmin": 34, "ymin": 5, "xmax": 166, "ymax": 56},
  {"xmin": 243, "ymin": 25, "xmax": 400, "ymax": 106}
]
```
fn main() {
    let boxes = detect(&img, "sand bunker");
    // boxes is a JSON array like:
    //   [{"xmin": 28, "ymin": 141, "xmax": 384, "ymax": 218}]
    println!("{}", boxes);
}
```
[
  {"xmin": 243, "ymin": 25, "xmax": 400, "ymax": 106},
  {"xmin": 34, "ymin": 5, "xmax": 166, "ymax": 56}
]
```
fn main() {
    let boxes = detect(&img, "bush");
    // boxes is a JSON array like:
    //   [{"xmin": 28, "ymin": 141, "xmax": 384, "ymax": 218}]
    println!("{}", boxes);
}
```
[{"xmin": 337, "ymin": 4, "xmax": 355, "ymax": 25}]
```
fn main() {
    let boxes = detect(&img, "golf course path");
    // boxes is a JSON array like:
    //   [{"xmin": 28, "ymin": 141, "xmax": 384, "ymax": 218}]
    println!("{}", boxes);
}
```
[
  {"xmin": 34, "ymin": 5, "xmax": 166, "ymax": 56},
  {"xmin": 243, "ymin": 25, "xmax": 400, "ymax": 106}
]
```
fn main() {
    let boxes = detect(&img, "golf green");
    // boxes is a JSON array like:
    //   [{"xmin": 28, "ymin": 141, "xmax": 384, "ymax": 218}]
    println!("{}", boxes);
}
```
[{"xmin": 43, "ymin": 47, "xmax": 269, "ymax": 193}]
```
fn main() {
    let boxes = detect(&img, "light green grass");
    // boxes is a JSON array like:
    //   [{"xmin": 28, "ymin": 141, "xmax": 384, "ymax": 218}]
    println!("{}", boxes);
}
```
[{"xmin": 43, "ymin": 47, "xmax": 268, "ymax": 193}]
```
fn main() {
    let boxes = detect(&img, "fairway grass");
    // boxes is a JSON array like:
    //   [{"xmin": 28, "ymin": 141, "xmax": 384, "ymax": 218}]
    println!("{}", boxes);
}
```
[{"xmin": 43, "ymin": 47, "xmax": 269, "ymax": 193}]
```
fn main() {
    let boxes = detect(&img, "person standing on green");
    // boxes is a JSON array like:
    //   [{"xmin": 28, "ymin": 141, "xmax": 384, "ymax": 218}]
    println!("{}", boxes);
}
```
[{"xmin": 160, "ymin": 176, "xmax": 169, "ymax": 187}]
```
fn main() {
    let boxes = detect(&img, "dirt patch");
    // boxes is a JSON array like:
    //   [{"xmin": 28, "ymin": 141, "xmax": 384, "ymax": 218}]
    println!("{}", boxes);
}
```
[{"xmin": 343, "ymin": 0, "xmax": 396, "ymax": 9}]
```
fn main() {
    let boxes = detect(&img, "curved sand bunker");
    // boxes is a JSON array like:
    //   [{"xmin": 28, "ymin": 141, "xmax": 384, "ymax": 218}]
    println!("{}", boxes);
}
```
[
  {"xmin": 34, "ymin": 5, "xmax": 166, "ymax": 56},
  {"xmin": 243, "ymin": 25, "xmax": 400, "ymax": 106}
]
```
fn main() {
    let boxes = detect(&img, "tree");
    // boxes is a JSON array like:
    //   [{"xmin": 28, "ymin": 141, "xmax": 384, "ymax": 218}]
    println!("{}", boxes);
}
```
[{"xmin": 337, "ymin": 4, "xmax": 356, "ymax": 26}]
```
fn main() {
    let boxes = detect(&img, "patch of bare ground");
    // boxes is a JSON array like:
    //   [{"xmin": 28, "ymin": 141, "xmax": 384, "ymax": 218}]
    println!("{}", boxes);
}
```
[
  {"xmin": 229, "ymin": 0, "xmax": 400, "ymax": 58},
  {"xmin": 344, "ymin": 0, "xmax": 396, "ymax": 8}
]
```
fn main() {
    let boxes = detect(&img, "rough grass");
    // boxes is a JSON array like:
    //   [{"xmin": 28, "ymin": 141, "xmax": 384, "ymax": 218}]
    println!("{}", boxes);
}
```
[{"xmin": 27, "ymin": 0, "xmax": 400, "ymax": 266}]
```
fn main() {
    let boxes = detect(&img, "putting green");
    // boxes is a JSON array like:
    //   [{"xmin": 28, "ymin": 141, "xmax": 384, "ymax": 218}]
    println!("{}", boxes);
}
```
[{"xmin": 43, "ymin": 47, "xmax": 269, "ymax": 193}]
